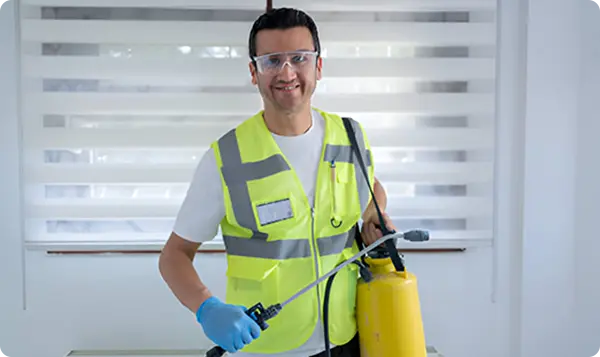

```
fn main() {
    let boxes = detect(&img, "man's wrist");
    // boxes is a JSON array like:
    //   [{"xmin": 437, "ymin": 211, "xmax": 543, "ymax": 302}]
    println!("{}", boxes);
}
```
[
  {"xmin": 195, "ymin": 292, "xmax": 220, "ymax": 325},
  {"xmin": 194, "ymin": 288, "xmax": 214, "ymax": 314}
]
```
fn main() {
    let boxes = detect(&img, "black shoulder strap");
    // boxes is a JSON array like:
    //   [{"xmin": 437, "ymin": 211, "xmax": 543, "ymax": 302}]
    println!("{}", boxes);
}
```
[{"xmin": 342, "ymin": 117, "xmax": 405, "ymax": 272}]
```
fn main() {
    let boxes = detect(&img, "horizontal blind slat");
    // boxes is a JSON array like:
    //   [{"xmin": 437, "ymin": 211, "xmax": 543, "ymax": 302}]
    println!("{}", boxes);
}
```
[
  {"xmin": 30, "ymin": 165, "xmax": 196, "ymax": 184},
  {"xmin": 25, "ymin": 127, "xmax": 493, "ymax": 149},
  {"xmin": 23, "ymin": 57, "xmax": 496, "ymax": 82},
  {"xmin": 28, "ymin": 197, "xmax": 490, "ymax": 219},
  {"xmin": 376, "ymin": 163, "xmax": 493, "ymax": 184},
  {"xmin": 22, "ymin": 20, "xmax": 495, "ymax": 46},
  {"xmin": 29, "ymin": 162, "xmax": 493, "ymax": 185},
  {"xmin": 30, "ymin": 93, "xmax": 495, "ymax": 115},
  {"xmin": 22, "ymin": 0, "xmax": 497, "ymax": 11}
]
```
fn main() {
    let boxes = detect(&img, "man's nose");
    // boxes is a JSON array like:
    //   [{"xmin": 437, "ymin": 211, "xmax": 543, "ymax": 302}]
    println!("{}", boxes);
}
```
[{"xmin": 277, "ymin": 62, "xmax": 297, "ymax": 81}]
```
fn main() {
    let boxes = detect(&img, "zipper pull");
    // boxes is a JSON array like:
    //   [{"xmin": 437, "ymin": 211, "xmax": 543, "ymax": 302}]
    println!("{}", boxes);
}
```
[{"xmin": 330, "ymin": 160, "xmax": 336, "ymax": 182}]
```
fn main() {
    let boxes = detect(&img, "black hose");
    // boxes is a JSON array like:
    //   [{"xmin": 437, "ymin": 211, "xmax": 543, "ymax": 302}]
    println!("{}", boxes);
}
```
[{"xmin": 323, "ymin": 271, "xmax": 337, "ymax": 357}]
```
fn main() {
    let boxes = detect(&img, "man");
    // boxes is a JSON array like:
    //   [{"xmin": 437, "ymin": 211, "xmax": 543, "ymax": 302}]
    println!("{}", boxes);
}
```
[{"xmin": 159, "ymin": 7, "xmax": 395, "ymax": 357}]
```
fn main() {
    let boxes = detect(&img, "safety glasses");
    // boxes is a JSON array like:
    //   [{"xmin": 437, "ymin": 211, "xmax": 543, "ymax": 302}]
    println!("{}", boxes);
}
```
[{"xmin": 253, "ymin": 50, "xmax": 318, "ymax": 75}]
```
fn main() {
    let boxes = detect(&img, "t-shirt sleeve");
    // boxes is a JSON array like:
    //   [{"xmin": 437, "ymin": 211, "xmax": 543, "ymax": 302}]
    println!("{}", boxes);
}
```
[{"xmin": 172, "ymin": 147, "xmax": 225, "ymax": 243}]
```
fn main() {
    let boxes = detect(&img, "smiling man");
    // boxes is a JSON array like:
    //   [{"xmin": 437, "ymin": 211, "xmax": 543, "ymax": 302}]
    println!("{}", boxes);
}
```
[{"xmin": 159, "ymin": 7, "xmax": 394, "ymax": 357}]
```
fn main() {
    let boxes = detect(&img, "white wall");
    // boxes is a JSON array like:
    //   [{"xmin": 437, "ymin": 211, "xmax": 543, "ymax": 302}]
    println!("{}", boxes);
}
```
[
  {"xmin": 519, "ymin": 0, "xmax": 579, "ymax": 356},
  {"xmin": 520, "ymin": 1, "xmax": 600, "ymax": 357},
  {"xmin": 573, "ymin": 1, "xmax": 600, "ymax": 356},
  {"xmin": 1, "ymin": 1, "xmax": 599, "ymax": 357},
  {"xmin": 0, "ymin": 1, "xmax": 27, "ymax": 356}
]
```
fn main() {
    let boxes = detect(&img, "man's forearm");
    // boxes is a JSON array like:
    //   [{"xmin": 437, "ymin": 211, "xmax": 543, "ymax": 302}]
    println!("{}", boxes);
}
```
[
  {"xmin": 373, "ymin": 177, "xmax": 387, "ymax": 210},
  {"xmin": 159, "ymin": 249, "xmax": 213, "ymax": 314},
  {"xmin": 363, "ymin": 177, "xmax": 387, "ymax": 220}
]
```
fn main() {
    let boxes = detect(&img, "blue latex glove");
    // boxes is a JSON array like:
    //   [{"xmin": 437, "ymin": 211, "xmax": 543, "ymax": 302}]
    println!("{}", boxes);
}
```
[{"xmin": 196, "ymin": 296, "xmax": 261, "ymax": 353}]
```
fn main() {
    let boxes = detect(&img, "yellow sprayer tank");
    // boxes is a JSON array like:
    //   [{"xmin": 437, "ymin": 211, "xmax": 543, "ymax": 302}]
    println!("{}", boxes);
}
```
[{"xmin": 356, "ymin": 256, "xmax": 427, "ymax": 357}]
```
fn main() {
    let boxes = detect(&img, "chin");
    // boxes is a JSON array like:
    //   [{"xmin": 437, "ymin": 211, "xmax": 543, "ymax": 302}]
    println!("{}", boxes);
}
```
[
  {"xmin": 271, "ymin": 95, "xmax": 303, "ymax": 108},
  {"xmin": 274, "ymin": 102, "xmax": 305, "ymax": 113},
  {"xmin": 277, "ymin": 104, "xmax": 301, "ymax": 113}
]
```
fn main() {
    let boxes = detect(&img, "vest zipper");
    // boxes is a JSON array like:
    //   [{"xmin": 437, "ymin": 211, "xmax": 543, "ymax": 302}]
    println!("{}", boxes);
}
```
[
  {"xmin": 311, "ymin": 207, "xmax": 322, "ymax": 324},
  {"xmin": 330, "ymin": 160, "xmax": 337, "ymax": 218}
]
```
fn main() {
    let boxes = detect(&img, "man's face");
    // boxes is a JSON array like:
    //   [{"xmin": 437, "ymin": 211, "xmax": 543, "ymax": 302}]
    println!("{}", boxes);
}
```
[{"xmin": 249, "ymin": 26, "xmax": 322, "ymax": 114}]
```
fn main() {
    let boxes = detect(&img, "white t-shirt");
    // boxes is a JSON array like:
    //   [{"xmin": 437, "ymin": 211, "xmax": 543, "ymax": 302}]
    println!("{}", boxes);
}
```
[{"xmin": 173, "ymin": 110, "xmax": 336, "ymax": 356}]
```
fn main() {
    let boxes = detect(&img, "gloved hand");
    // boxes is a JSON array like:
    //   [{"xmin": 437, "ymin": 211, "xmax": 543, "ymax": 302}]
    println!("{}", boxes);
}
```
[{"xmin": 196, "ymin": 296, "xmax": 261, "ymax": 353}]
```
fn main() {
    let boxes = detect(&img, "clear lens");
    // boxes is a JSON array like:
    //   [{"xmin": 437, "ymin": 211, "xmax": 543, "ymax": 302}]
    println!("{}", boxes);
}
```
[{"xmin": 254, "ymin": 51, "xmax": 318, "ymax": 74}]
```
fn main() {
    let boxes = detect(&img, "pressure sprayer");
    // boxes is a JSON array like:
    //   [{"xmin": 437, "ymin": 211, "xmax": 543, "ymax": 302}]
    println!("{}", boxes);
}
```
[{"xmin": 206, "ymin": 117, "xmax": 429, "ymax": 357}]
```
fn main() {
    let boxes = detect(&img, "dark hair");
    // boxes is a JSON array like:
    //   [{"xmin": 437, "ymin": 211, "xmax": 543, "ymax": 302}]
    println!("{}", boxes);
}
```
[{"xmin": 248, "ymin": 7, "xmax": 321, "ymax": 60}]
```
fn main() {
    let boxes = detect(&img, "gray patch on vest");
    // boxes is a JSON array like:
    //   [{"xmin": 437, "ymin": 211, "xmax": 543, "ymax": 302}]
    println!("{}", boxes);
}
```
[{"xmin": 256, "ymin": 199, "xmax": 293, "ymax": 226}]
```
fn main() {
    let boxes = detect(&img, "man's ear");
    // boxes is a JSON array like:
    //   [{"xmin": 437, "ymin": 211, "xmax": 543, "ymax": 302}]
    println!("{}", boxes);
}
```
[
  {"xmin": 316, "ymin": 56, "xmax": 323, "ymax": 81},
  {"xmin": 249, "ymin": 61, "xmax": 258, "ymax": 85}
]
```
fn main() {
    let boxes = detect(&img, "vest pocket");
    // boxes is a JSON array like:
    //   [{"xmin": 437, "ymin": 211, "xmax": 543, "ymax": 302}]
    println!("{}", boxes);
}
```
[
  {"xmin": 341, "ymin": 248, "xmax": 360, "ymax": 312},
  {"xmin": 329, "ymin": 162, "xmax": 359, "ymax": 231},
  {"xmin": 326, "ymin": 248, "xmax": 359, "ymax": 344},
  {"xmin": 225, "ymin": 258, "xmax": 282, "ymax": 307}
]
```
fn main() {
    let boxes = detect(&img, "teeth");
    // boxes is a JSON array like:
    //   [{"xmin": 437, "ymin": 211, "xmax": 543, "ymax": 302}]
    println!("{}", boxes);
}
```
[{"xmin": 279, "ymin": 86, "xmax": 296, "ymax": 90}]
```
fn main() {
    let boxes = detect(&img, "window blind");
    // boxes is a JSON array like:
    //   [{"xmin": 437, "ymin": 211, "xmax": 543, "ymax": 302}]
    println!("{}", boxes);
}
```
[{"xmin": 19, "ymin": 0, "xmax": 497, "ymax": 251}]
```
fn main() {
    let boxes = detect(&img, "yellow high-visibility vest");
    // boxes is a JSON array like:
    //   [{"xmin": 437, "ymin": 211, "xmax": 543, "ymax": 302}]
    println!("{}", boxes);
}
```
[{"xmin": 211, "ymin": 107, "xmax": 375, "ymax": 354}]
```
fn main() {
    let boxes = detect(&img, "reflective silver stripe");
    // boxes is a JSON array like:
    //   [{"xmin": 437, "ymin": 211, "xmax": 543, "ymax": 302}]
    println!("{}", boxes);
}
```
[
  {"xmin": 317, "ymin": 230, "xmax": 356, "ymax": 256},
  {"xmin": 221, "ymin": 154, "xmax": 291, "ymax": 186},
  {"xmin": 347, "ymin": 119, "xmax": 371, "ymax": 213},
  {"xmin": 218, "ymin": 129, "xmax": 291, "ymax": 239},
  {"xmin": 323, "ymin": 145, "xmax": 372, "ymax": 167},
  {"xmin": 223, "ymin": 230, "xmax": 355, "ymax": 260},
  {"xmin": 223, "ymin": 235, "xmax": 312, "ymax": 259}
]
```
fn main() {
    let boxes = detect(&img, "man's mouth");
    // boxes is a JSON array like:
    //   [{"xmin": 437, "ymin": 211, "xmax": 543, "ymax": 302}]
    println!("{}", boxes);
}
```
[{"xmin": 274, "ymin": 84, "xmax": 300, "ymax": 92}]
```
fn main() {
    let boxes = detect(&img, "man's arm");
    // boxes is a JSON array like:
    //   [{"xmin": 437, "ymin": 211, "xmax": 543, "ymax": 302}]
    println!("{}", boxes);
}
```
[
  {"xmin": 362, "ymin": 177, "xmax": 387, "ymax": 220},
  {"xmin": 361, "ymin": 177, "xmax": 396, "ymax": 245},
  {"xmin": 158, "ymin": 147, "xmax": 262, "ymax": 353},
  {"xmin": 158, "ymin": 147, "xmax": 223, "ymax": 313},
  {"xmin": 159, "ymin": 233, "xmax": 212, "ymax": 313}
]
